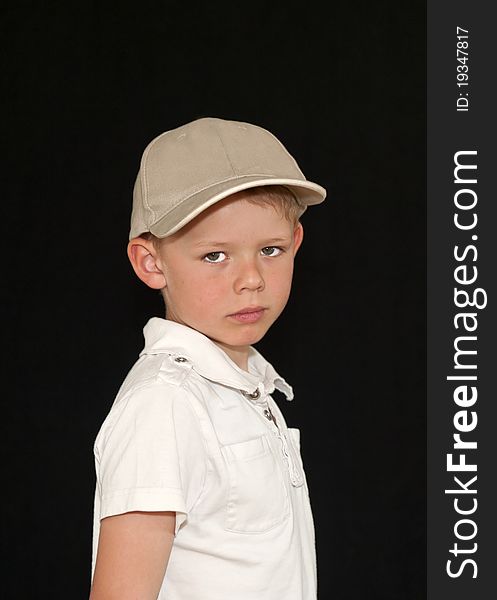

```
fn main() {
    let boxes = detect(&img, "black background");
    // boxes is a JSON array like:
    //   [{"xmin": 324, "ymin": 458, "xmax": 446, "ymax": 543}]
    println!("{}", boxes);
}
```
[{"xmin": 3, "ymin": 2, "xmax": 425, "ymax": 598}]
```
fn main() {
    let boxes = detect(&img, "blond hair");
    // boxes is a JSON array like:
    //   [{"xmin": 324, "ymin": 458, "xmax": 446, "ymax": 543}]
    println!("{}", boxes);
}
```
[{"xmin": 237, "ymin": 184, "xmax": 304, "ymax": 225}]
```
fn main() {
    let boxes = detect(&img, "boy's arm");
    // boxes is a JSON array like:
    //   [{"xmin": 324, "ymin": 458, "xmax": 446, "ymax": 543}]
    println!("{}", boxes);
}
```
[{"xmin": 89, "ymin": 510, "xmax": 176, "ymax": 600}]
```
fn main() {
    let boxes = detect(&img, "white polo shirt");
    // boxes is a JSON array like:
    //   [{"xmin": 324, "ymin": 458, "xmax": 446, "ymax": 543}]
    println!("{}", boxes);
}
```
[{"xmin": 91, "ymin": 317, "xmax": 317, "ymax": 599}]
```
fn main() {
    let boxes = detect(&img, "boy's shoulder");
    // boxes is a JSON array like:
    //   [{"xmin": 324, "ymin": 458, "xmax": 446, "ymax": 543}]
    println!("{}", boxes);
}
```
[
  {"xmin": 94, "ymin": 350, "xmax": 196, "ymax": 449},
  {"xmin": 115, "ymin": 350, "xmax": 193, "ymax": 404}
]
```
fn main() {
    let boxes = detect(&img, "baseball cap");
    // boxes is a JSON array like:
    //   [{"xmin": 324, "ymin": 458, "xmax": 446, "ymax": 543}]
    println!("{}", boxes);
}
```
[{"xmin": 129, "ymin": 117, "xmax": 327, "ymax": 239}]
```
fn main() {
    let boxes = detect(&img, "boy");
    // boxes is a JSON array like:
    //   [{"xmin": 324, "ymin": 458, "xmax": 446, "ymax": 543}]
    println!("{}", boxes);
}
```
[{"xmin": 90, "ymin": 117, "xmax": 327, "ymax": 599}]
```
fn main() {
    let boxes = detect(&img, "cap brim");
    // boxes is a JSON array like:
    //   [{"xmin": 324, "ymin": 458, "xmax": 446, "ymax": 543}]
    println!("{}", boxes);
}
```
[{"xmin": 149, "ymin": 175, "xmax": 327, "ymax": 238}]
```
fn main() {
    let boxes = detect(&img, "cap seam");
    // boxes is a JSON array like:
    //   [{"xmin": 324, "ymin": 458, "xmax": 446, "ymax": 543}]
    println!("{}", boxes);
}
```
[
  {"xmin": 141, "ymin": 143, "xmax": 155, "ymax": 224},
  {"xmin": 213, "ymin": 123, "xmax": 237, "ymax": 176},
  {"xmin": 141, "ymin": 132, "xmax": 174, "ymax": 223}
]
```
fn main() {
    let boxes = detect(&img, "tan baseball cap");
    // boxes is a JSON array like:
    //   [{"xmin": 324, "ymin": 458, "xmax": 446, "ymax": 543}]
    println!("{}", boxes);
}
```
[{"xmin": 129, "ymin": 117, "xmax": 327, "ymax": 239}]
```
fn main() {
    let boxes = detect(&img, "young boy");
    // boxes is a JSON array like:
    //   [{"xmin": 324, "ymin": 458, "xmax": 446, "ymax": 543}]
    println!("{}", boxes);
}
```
[{"xmin": 90, "ymin": 117, "xmax": 327, "ymax": 599}]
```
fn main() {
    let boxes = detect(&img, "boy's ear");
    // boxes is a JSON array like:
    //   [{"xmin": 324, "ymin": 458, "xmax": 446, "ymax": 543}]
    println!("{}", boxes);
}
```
[
  {"xmin": 127, "ymin": 237, "xmax": 167, "ymax": 290},
  {"xmin": 292, "ymin": 222, "xmax": 304, "ymax": 256}
]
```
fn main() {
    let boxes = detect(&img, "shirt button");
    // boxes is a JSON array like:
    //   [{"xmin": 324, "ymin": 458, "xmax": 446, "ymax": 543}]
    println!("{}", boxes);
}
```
[{"xmin": 174, "ymin": 356, "xmax": 188, "ymax": 363}]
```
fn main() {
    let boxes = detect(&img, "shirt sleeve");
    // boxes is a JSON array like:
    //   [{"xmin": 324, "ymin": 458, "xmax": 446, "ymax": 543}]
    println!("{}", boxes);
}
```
[{"xmin": 94, "ymin": 381, "xmax": 207, "ymax": 535}]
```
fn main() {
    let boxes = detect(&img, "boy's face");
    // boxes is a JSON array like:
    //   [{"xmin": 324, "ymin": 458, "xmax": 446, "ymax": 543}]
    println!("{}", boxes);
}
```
[{"xmin": 132, "ymin": 190, "xmax": 304, "ymax": 359}]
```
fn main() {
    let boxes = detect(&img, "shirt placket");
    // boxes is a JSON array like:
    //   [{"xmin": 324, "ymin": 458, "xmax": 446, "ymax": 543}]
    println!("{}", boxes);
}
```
[{"xmin": 240, "ymin": 385, "xmax": 304, "ymax": 487}]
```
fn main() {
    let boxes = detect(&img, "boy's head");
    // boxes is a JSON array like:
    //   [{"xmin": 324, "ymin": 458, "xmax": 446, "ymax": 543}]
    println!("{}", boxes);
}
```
[{"xmin": 127, "ymin": 117, "xmax": 326, "ymax": 360}]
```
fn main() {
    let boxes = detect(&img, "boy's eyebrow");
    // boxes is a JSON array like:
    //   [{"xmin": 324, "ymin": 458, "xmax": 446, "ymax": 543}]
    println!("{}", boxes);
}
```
[{"xmin": 193, "ymin": 237, "xmax": 290, "ymax": 247}]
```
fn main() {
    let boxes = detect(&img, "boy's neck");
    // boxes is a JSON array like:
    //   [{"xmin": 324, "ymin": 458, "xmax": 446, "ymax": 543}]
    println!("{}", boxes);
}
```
[{"xmin": 211, "ymin": 339, "xmax": 250, "ymax": 373}]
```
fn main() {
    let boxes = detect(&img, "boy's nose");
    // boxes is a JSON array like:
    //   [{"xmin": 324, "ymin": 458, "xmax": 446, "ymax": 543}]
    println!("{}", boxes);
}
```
[{"xmin": 234, "ymin": 260, "xmax": 265, "ymax": 292}]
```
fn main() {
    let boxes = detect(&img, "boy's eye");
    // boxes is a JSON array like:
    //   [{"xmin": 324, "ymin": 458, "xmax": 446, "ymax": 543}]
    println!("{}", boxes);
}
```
[
  {"xmin": 202, "ymin": 247, "xmax": 284, "ymax": 263},
  {"xmin": 203, "ymin": 251, "xmax": 226, "ymax": 263},
  {"xmin": 261, "ymin": 246, "xmax": 283, "ymax": 257}
]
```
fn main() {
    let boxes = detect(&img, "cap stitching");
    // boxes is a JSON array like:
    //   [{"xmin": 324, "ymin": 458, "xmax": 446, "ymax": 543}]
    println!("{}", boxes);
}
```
[
  {"xmin": 141, "ymin": 131, "xmax": 173, "ymax": 223},
  {"xmin": 213, "ymin": 123, "xmax": 238, "ymax": 176},
  {"xmin": 141, "ymin": 145, "xmax": 155, "ymax": 224}
]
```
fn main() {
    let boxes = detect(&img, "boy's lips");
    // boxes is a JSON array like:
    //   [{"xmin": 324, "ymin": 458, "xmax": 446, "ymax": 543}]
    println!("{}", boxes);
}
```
[
  {"xmin": 229, "ymin": 306, "xmax": 266, "ymax": 316},
  {"xmin": 227, "ymin": 306, "xmax": 267, "ymax": 323}
]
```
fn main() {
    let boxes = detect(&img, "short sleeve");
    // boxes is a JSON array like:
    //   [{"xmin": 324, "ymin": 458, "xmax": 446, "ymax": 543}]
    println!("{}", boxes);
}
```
[{"xmin": 94, "ymin": 382, "xmax": 207, "ymax": 535}]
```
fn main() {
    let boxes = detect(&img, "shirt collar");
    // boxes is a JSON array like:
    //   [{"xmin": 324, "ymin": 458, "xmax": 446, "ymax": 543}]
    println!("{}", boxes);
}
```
[{"xmin": 139, "ymin": 317, "xmax": 294, "ymax": 400}]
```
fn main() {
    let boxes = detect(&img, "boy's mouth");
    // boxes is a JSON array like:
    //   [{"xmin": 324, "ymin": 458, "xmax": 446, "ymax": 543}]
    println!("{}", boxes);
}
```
[
  {"xmin": 228, "ymin": 306, "xmax": 266, "ymax": 323},
  {"xmin": 229, "ymin": 306, "xmax": 266, "ymax": 316}
]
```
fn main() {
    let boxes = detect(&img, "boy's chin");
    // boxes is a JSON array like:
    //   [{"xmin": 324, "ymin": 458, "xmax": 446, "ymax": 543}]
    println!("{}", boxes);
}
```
[
  {"xmin": 215, "ymin": 324, "xmax": 269, "ymax": 348},
  {"xmin": 230, "ymin": 327, "xmax": 269, "ymax": 347}
]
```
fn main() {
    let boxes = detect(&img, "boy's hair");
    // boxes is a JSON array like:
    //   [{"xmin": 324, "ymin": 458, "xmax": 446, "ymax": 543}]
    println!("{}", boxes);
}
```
[{"xmin": 141, "ymin": 185, "xmax": 301, "ymax": 308}]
